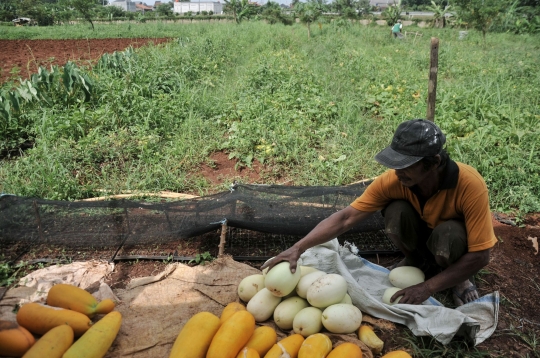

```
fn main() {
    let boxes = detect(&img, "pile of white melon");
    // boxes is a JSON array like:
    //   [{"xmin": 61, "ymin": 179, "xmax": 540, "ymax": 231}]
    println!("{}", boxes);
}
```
[{"xmin": 237, "ymin": 262, "xmax": 362, "ymax": 337}]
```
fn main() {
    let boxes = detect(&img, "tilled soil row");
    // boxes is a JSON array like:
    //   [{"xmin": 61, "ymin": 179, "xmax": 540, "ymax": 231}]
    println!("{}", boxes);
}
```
[{"xmin": 0, "ymin": 38, "xmax": 171, "ymax": 84}]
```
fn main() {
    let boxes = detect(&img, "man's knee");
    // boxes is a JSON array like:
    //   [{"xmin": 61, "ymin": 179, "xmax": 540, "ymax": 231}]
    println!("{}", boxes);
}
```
[
  {"xmin": 383, "ymin": 200, "xmax": 423, "ymax": 250},
  {"xmin": 433, "ymin": 254, "xmax": 450, "ymax": 267},
  {"xmin": 428, "ymin": 220, "xmax": 468, "ymax": 267},
  {"xmin": 383, "ymin": 200, "xmax": 417, "ymax": 229}
]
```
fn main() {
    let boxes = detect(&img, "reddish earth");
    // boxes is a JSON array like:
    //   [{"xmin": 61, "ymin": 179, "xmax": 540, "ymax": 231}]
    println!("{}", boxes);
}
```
[
  {"xmin": 0, "ymin": 38, "xmax": 170, "ymax": 84},
  {"xmin": 1, "ymin": 39, "xmax": 538, "ymax": 356},
  {"xmin": 199, "ymin": 151, "xmax": 269, "ymax": 187}
]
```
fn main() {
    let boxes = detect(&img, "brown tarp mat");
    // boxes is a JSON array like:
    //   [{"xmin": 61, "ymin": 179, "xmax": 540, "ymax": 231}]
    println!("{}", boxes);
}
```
[{"xmin": 109, "ymin": 257, "xmax": 373, "ymax": 357}]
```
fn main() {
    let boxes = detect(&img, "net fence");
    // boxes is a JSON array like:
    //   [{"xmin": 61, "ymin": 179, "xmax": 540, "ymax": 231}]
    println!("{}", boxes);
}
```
[{"xmin": 0, "ymin": 182, "xmax": 397, "ymax": 264}]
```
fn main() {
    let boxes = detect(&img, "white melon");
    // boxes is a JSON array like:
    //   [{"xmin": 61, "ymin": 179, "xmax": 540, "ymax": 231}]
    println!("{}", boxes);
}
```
[
  {"xmin": 339, "ymin": 293, "xmax": 352, "ymax": 305},
  {"xmin": 238, "ymin": 274, "xmax": 265, "ymax": 302},
  {"xmin": 247, "ymin": 288, "xmax": 282, "ymax": 322},
  {"xmin": 295, "ymin": 271, "xmax": 327, "ymax": 298},
  {"xmin": 265, "ymin": 261, "xmax": 302, "ymax": 297},
  {"xmin": 321, "ymin": 303, "xmax": 363, "ymax": 334},
  {"xmin": 299, "ymin": 266, "xmax": 321, "ymax": 277},
  {"xmin": 273, "ymin": 296, "xmax": 309, "ymax": 330},
  {"xmin": 306, "ymin": 274, "xmax": 348, "ymax": 308},
  {"xmin": 292, "ymin": 306, "xmax": 323, "ymax": 337},
  {"xmin": 388, "ymin": 266, "xmax": 425, "ymax": 289},
  {"xmin": 382, "ymin": 287, "xmax": 403, "ymax": 305}
]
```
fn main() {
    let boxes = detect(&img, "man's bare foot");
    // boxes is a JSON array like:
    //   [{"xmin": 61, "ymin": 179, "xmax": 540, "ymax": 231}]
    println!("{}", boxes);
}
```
[{"xmin": 452, "ymin": 279, "xmax": 479, "ymax": 306}]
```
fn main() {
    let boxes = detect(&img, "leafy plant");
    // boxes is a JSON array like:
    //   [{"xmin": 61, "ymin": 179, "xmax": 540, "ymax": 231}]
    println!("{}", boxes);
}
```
[
  {"xmin": 0, "ymin": 262, "xmax": 15, "ymax": 287},
  {"xmin": 454, "ymin": 0, "xmax": 506, "ymax": 40},
  {"xmin": 260, "ymin": 2, "xmax": 293, "ymax": 25},
  {"xmin": 0, "ymin": 61, "xmax": 95, "ymax": 154},
  {"xmin": 188, "ymin": 252, "xmax": 214, "ymax": 266},
  {"xmin": 425, "ymin": 1, "xmax": 452, "ymax": 28},
  {"xmin": 0, "ymin": 261, "xmax": 48, "ymax": 287},
  {"xmin": 224, "ymin": 0, "xmax": 254, "ymax": 23},
  {"xmin": 382, "ymin": 2, "xmax": 402, "ymax": 26}
]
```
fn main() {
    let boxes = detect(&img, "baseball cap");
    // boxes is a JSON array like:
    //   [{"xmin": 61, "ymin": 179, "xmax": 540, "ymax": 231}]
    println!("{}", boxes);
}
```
[{"xmin": 374, "ymin": 119, "xmax": 446, "ymax": 169}]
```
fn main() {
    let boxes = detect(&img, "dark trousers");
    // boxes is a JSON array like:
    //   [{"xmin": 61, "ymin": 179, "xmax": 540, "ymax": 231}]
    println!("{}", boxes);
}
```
[{"xmin": 382, "ymin": 200, "xmax": 468, "ymax": 275}]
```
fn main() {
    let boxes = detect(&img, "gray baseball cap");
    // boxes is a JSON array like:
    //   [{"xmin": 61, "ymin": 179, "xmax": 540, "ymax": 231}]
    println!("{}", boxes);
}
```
[{"xmin": 374, "ymin": 119, "xmax": 446, "ymax": 169}]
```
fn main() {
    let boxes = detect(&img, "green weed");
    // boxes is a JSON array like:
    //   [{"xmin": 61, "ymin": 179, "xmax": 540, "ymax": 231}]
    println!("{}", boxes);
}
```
[
  {"xmin": 504, "ymin": 324, "xmax": 539, "ymax": 357},
  {"xmin": 401, "ymin": 330, "xmax": 491, "ymax": 357},
  {"xmin": 0, "ymin": 261, "xmax": 51, "ymax": 287},
  {"xmin": 188, "ymin": 251, "xmax": 214, "ymax": 266},
  {"xmin": 0, "ymin": 23, "xmax": 538, "ymax": 218}
]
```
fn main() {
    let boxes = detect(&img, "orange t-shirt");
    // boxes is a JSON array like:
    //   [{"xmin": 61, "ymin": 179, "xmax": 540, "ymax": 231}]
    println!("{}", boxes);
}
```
[{"xmin": 350, "ymin": 161, "xmax": 497, "ymax": 252}]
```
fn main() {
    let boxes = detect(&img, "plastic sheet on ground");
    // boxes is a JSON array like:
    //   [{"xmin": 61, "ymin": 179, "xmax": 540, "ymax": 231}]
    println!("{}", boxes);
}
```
[
  {"xmin": 300, "ymin": 239, "xmax": 499, "ymax": 346},
  {"xmin": 0, "ymin": 260, "xmax": 115, "ymax": 321}
]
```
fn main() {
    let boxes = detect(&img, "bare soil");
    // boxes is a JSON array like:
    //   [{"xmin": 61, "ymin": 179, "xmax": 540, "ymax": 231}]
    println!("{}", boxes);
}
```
[
  {"xmin": 1, "ymin": 39, "xmax": 539, "ymax": 357},
  {"xmin": 0, "ymin": 38, "xmax": 170, "ymax": 84}
]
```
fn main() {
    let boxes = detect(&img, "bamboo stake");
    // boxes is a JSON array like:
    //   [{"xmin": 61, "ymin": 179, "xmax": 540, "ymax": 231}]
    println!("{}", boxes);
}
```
[
  {"xmin": 79, "ymin": 191, "xmax": 199, "ymax": 201},
  {"xmin": 218, "ymin": 220, "xmax": 228, "ymax": 257},
  {"xmin": 426, "ymin": 37, "xmax": 439, "ymax": 122}
]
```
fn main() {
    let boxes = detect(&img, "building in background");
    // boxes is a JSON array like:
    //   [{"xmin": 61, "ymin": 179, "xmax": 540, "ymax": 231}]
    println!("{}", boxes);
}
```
[
  {"xmin": 370, "ymin": 0, "xmax": 396, "ymax": 9},
  {"xmin": 173, "ymin": 1, "xmax": 223, "ymax": 14},
  {"xmin": 109, "ymin": 0, "xmax": 137, "ymax": 11},
  {"xmin": 109, "ymin": 0, "xmax": 154, "ymax": 12},
  {"xmin": 135, "ymin": 2, "xmax": 154, "ymax": 11}
]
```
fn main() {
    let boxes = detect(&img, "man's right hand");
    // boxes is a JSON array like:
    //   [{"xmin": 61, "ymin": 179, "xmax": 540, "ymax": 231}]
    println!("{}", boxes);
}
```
[{"xmin": 260, "ymin": 245, "xmax": 304, "ymax": 274}]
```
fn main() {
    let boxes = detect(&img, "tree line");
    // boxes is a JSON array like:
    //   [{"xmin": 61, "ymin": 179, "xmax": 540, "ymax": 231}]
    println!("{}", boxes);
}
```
[{"xmin": 1, "ymin": 0, "xmax": 539, "ymax": 35}]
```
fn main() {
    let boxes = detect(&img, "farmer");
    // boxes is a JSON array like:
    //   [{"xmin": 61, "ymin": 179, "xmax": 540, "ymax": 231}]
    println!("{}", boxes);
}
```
[
  {"xmin": 392, "ymin": 19, "xmax": 403, "ymax": 38},
  {"xmin": 261, "ymin": 119, "xmax": 497, "ymax": 307}
]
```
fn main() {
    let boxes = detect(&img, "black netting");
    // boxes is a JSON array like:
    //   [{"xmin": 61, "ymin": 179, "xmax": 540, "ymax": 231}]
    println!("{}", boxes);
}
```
[{"xmin": 0, "ymin": 182, "xmax": 393, "ymax": 263}]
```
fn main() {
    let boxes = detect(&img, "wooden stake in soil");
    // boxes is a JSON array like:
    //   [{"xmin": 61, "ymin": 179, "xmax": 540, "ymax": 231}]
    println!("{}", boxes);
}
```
[
  {"xmin": 426, "ymin": 37, "xmax": 439, "ymax": 122},
  {"xmin": 218, "ymin": 220, "xmax": 228, "ymax": 257}
]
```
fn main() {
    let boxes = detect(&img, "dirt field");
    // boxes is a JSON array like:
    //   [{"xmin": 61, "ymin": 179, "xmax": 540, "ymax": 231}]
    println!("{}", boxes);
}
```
[{"xmin": 0, "ymin": 38, "xmax": 170, "ymax": 84}]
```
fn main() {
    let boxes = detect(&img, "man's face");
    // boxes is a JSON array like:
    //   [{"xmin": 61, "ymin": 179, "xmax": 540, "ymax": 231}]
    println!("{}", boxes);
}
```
[{"xmin": 394, "ymin": 161, "xmax": 433, "ymax": 188}]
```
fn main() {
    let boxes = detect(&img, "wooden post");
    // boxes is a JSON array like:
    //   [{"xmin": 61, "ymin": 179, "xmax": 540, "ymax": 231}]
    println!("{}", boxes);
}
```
[
  {"xmin": 426, "ymin": 37, "xmax": 439, "ymax": 122},
  {"xmin": 218, "ymin": 220, "xmax": 228, "ymax": 257}
]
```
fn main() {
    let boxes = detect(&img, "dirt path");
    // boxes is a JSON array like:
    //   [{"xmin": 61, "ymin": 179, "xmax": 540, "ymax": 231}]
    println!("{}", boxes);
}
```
[{"xmin": 0, "ymin": 38, "xmax": 170, "ymax": 84}]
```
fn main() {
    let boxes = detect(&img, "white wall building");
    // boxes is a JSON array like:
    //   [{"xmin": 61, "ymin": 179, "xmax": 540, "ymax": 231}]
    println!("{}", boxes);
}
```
[{"xmin": 173, "ymin": 1, "xmax": 223, "ymax": 14}]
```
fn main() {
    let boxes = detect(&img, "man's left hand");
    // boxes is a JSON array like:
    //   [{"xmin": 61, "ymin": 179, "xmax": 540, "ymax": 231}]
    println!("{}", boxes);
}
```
[{"xmin": 391, "ymin": 282, "xmax": 433, "ymax": 305}]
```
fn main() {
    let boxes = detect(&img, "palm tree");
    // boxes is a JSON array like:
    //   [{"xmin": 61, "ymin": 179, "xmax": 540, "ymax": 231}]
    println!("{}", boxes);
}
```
[{"xmin": 426, "ymin": 0, "xmax": 451, "ymax": 28}]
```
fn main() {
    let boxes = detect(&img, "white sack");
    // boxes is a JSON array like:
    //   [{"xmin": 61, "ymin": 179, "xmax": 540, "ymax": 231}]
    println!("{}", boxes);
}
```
[{"xmin": 300, "ymin": 239, "xmax": 499, "ymax": 345}]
